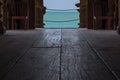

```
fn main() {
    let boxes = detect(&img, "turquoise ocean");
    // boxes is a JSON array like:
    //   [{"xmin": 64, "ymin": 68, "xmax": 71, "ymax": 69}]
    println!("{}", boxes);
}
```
[{"xmin": 44, "ymin": 11, "xmax": 79, "ymax": 28}]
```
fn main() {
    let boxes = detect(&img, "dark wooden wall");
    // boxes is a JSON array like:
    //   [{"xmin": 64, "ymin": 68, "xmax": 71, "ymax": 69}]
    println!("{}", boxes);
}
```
[
  {"xmin": 88, "ymin": 0, "xmax": 94, "ymax": 29},
  {"xmin": 35, "ymin": 0, "xmax": 46, "ymax": 28},
  {"xmin": 3, "ymin": 0, "xmax": 35, "ymax": 29},
  {"xmin": 118, "ymin": 0, "xmax": 120, "ymax": 28},
  {"xmin": 87, "ymin": 0, "xmax": 118, "ymax": 30},
  {"xmin": 1, "ymin": 0, "xmax": 120, "ymax": 30},
  {"xmin": 28, "ymin": 0, "xmax": 35, "ymax": 29}
]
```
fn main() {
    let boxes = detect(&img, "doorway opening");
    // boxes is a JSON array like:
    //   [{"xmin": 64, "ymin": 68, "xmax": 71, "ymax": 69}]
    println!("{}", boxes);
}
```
[{"xmin": 43, "ymin": 0, "xmax": 80, "ymax": 28}]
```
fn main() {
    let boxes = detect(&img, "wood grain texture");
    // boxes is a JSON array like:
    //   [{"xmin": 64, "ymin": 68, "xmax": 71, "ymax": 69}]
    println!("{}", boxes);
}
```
[
  {"xmin": 33, "ymin": 29, "xmax": 61, "ymax": 48},
  {"xmin": 61, "ymin": 29, "xmax": 116, "ymax": 80},
  {"xmin": 80, "ymin": 30, "xmax": 120, "ymax": 79},
  {"xmin": 0, "ymin": 30, "xmax": 42, "ymax": 79},
  {"xmin": 0, "ymin": 29, "xmax": 119, "ymax": 80},
  {"xmin": 2, "ymin": 48, "xmax": 60, "ymax": 80}
]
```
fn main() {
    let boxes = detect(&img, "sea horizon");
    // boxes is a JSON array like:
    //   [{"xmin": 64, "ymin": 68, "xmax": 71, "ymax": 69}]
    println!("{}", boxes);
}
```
[{"xmin": 44, "ymin": 11, "xmax": 80, "ymax": 28}]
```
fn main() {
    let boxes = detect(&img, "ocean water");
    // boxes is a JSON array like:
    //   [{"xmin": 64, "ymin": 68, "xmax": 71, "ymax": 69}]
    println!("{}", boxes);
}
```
[{"xmin": 44, "ymin": 11, "xmax": 79, "ymax": 28}]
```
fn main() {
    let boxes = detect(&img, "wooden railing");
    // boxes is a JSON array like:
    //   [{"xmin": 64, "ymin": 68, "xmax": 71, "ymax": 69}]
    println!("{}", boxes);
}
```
[
  {"xmin": 11, "ymin": 16, "xmax": 28, "ymax": 29},
  {"xmin": 95, "ymin": 16, "xmax": 112, "ymax": 30}
]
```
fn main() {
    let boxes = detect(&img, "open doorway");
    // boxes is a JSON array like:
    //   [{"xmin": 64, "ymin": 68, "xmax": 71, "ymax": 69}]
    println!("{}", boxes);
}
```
[{"xmin": 43, "ymin": 0, "xmax": 80, "ymax": 28}]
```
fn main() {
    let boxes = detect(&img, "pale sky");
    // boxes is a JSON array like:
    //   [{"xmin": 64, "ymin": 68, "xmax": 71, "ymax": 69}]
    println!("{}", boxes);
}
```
[{"xmin": 44, "ymin": 0, "xmax": 80, "ymax": 9}]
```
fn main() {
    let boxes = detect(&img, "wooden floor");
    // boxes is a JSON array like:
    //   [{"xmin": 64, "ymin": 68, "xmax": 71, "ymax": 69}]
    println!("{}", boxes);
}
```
[{"xmin": 0, "ymin": 29, "xmax": 120, "ymax": 80}]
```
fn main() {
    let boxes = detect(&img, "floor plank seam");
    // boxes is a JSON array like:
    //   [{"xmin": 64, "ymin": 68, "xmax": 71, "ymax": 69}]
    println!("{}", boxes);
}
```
[
  {"xmin": 59, "ymin": 29, "xmax": 62, "ymax": 80},
  {"xmin": 80, "ymin": 31, "xmax": 120, "ymax": 80},
  {"xmin": 1, "ymin": 29, "xmax": 119, "ymax": 80},
  {"xmin": 31, "ymin": 47, "xmax": 61, "ymax": 48},
  {"xmin": 30, "ymin": 38, "xmax": 42, "ymax": 48},
  {"xmin": 0, "ymin": 38, "xmax": 38, "ymax": 80},
  {"xmin": 87, "ymin": 42, "xmax": 120, "ymax": 80},
  {"xmin": 0, "ymin": 47, "xmax": 30, "ymax": 80}
]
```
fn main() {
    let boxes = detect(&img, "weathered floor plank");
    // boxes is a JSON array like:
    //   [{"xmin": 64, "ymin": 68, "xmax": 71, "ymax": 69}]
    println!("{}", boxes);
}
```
[
  {"xmin": 61, "ymin": 29, "xmax": 116, "ymax": 80},
  {"xmin": 61, "ymin": 46, "xmax": 116, "ymax": 80},
  {"xmin": 0, "ymin": 30, "xmax": 42, "ymax": 79},
  {"xmin": 2, "ymin": 48, "xmax": 60, "ymax": 80},
  {"xmin": 0, "ymin": 29, "xmax": 120, "ymax": 80},
  {"xmin": 33, "ymin": 29, "xmax": 61, "ymax": 48},
  {"xmin": 80, "ymin": 30, "xmax": 120, "ymax": 79},
  {"xmin": 62, "ymin": 29, "xmax": 85, "ymax": 46}
]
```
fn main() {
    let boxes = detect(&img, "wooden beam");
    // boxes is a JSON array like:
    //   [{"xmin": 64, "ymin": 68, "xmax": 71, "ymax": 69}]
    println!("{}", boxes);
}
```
[{"xmin": 28, "ymin": 0, "xmax": 35, "ymax": 29}]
